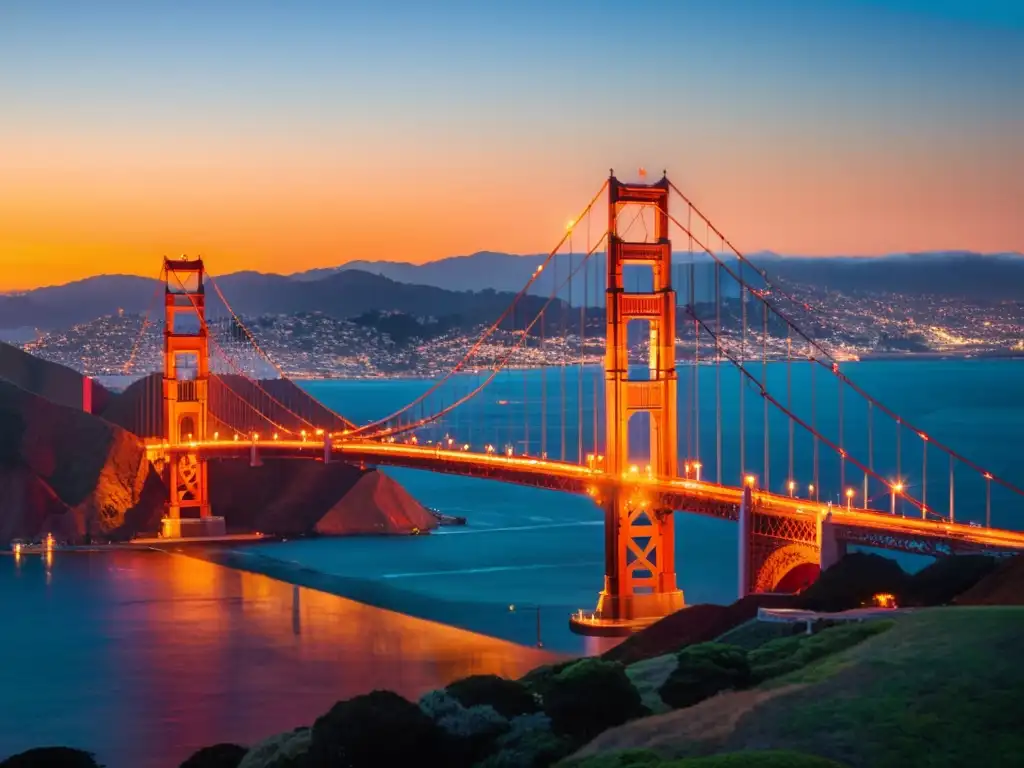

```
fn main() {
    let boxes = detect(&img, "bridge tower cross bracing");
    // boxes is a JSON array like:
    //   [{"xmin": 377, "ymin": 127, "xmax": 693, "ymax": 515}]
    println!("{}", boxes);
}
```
[
  {"xmin": 575, "ymin": 173, "xmax": 684, "ymax": 635},
  {"xmin": 162, "ymin": 257, "xmax": 212, "ymax": 532}
]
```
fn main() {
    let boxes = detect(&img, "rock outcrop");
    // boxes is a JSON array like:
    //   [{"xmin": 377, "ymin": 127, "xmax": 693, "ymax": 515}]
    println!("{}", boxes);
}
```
[
  {"xmin": 1, "ymin": 346, "xmax": 438, "ymax": 541},
  {"xmin": 316, "ymin": 469, "xmax": 437, "ymax": 535},
  {"xmin": 208, "ymin": 461, "xmax": 437, "ymax": 535},
  {"xmin": 0, "ymin": 378, "xmax": 164, "ymax": 540}
]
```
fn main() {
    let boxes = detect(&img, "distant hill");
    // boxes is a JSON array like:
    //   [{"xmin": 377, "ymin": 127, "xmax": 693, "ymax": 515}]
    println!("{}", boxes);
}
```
[
  {"xmin": 2, "ymin": 251, "xmax": 1020, "ymax": 330},
  {"xmin": 0, "ymin": 269, "xmax": 566, "ymax": 330}
]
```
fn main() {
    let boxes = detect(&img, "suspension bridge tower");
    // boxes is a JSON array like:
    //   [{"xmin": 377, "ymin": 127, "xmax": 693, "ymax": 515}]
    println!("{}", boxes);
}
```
[
  {"xmin": 572, "ymin": 172, "xmax": 684, "ymax": 635},
  {"xmin": 161, "ymin": 257, "xmax": 222, "ymax": 538}
]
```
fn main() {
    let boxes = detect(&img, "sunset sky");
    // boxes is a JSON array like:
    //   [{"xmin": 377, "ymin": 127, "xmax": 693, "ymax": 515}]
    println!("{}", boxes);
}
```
[{"xmin": 1, "ymin": 0, "xmax": 1022, "ymax": 290}]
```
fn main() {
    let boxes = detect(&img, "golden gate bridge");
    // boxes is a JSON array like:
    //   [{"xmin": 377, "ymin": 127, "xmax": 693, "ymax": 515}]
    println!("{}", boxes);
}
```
[{"xmin": 113, "ymin": 172, "xmax": 1024, "ymax": 636}]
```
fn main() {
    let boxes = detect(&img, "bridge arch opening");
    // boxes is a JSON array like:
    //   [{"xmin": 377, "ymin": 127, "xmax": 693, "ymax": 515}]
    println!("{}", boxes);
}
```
[
  {"xmin": 753, "ymin": 542, "xmax": 820, "ymax": 594},
  {"xmin": 179, "ymin": 415, "xmax": 196, "ymax": 443}
]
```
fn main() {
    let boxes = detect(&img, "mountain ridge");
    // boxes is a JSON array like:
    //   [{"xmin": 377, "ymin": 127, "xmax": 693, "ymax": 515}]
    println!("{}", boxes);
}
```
[{"xmin": 1, "ymin": 250, "xmax": 1021, "ymax": 330}]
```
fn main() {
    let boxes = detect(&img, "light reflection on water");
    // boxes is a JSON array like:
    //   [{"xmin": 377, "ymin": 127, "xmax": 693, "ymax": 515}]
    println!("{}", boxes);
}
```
[{"xmin": 0, "ymin": 550, "xmax": 556, "ymax": 768}]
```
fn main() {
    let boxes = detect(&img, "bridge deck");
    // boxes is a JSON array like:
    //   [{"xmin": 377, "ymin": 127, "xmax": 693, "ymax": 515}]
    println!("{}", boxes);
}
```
[{"xmin": 146, "ymin": 439, "xmax": 1024, "ymax": 555}]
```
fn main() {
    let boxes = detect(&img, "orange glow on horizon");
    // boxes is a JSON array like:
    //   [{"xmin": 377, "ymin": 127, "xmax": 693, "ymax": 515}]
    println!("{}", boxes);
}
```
[{"xmin": 1, "ymin": 133, "xmax": 1021, "ymax": 291}]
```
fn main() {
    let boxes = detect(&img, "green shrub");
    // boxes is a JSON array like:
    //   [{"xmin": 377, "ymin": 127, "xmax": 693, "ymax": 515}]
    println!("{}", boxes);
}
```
[
  {"xmin": 446, "ymin": 673, "xmax": 539, "ymax": 717},
  {"xmin": 557, "ymin": 749, "xmax": 663, "ymax": 767},
  {"xmin": 0, "ymin": 749, "xmax": 103, "ymax": 768},
  {"xmin": 308, "ymin": 689, "xmax": 443, "ymax": 767},
  {"xmin": 236, "ymin": 729, "xmax": 311, "ymax": 768},
  {"xmin": 626, "ymin": 654, "xmax": 679, "ymax": 714},
  {"xmin": 180, "ymin": 744, "xmax": 247, "ymax": 768},
  {"xmin": 520, "ymin": 660, "xmax": 577, "ymax": 698},
  {"xmin": 749, "ymin": 620, "xmax": 893, "ymax": 681},
  {"xmin": 543, "ymin": 659, "xmax": 647, "ymax": 744},
  {"xmin": 657, "ymin": 643, "xmax": 751, "ymax": 710},
  {"xmin": 477, "ymin": 719, "xmax": 574, "ymax": 768},
  {"xmin": 419, "ymin": 689, "xmax": 463, "ymax": 721}
]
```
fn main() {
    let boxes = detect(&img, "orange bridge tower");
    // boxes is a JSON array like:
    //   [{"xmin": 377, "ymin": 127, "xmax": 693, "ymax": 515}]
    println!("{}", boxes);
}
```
[
  {"xmin": 572, "ymin": 173, "xmax": 684, "ymax": 635},
  {"xmin": 161, "ymin": 257, "xmax": 222, "ymax": 537}
]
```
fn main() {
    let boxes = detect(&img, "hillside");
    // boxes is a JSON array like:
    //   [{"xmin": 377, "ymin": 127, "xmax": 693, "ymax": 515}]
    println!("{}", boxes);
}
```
[
  {"xmin": 0, "ymin": 268, "xmax": 565, "ymax": 330},
  {"xmin": 572, "ymin": 608, "xmax": 1024, "ymax": 768},
  {"xmin": 7, "ymin": 251, "xmax": 1019, "ymax": 332},
  {"xmin": 0, "ymin": 340, "xmax": 111, "ymax": 412},
  {"xmin": 0, "ymin": 377, "xmax": 164, "ymax": 541}
]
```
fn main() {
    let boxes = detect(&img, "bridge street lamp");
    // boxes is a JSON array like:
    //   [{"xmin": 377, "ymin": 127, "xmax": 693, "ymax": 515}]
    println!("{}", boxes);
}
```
[
  {"xmin": 890, "ymin": 482, "xmax": 904, "ymax": 515},
  {"xmin": 788, "ymin": 480, "xmax": 796, "ymax": 498},
  {"xmin": 808, "ymin": 483, "xmax": 817, "ymax": 501},
  {"xmin": 845, "ymin": 488, "xmax": 855, "ymax": 510},
  {"xmin": 692, "ymin": 462, "xmax": 702, "ymax": 482}
]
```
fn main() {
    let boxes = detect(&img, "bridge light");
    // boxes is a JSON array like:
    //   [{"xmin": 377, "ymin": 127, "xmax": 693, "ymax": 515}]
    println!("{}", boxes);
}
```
[
  {"xmin": 893, "ymin": 482, "xmax": 904, "ymax": 493},
  {"xmin": 566, "ymin": 218, "xmax": 576, "ymax": 231},
  {"xmin": 233, "ymin": 434, "xmax": 240, "ymax": 442},
  {"xmin": 273, "ymin": 433, "xmax": 280, "ymax": 441},
  {"xmin": 213, "ymin": 431, "xmax": 219, "ymax": 441},
  {"xmin": 845, "ymin": 487, "xmax": 855, "ymax": 510},
  {"xmin": 301, "ymin": 430, "xmax": 307, "ymax": 441},
  {"xmin": 411, "ymin": 435, "xmax": 418, "ymax": 445},
  {"xmin": 187, "ymin": 433, "xmax": 193, "ymax": 442},
  {"xmin": 463, "ymin": 444, "xmax": 469, "ymax": 451},
  {"xmin": 788, "ymin": 480, "xmax": 796, "ymax": 497},
  {"xmin": 745, "ymin": 474, "xmax": 756, "ymax": 488},
  {"xmin": 692, "ymin": 461, "xmax": 702, "ymax": 481},
  {"xmin": 447, "ymin": 438, "xmax": 454, "ymax": 447},
  {"xmin": 507, "ymin": 446, "xmax": 514, "ymax": 457},
  {"xmin": 629, "ymin": 464, "xmax": 639, "ymax": 475},
  {"xmin": 253, "ymin": 433, "xmax": 260, "ymax": 442}
]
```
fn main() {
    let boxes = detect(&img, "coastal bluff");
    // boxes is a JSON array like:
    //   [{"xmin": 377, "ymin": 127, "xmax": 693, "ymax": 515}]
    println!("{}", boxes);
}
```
[{"xmin": 0, "ymin": 341, "xmax": 437, "ymax": 541}]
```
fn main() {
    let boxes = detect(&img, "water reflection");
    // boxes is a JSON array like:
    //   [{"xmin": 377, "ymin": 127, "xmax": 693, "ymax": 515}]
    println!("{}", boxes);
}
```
[{"xmin": 0, "ymin": 550, "xmax": 556, "ymax": 768}]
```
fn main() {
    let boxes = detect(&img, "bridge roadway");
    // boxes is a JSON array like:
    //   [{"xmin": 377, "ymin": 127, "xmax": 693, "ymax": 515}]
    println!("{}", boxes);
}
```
[{"xmin": 146, "ymin": 439, "xmax": 1024, "ymax": 556}]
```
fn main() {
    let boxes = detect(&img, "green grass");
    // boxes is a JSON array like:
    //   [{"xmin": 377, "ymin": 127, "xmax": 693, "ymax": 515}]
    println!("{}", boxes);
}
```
[
  {"xmin": 713, "ymin": 620, "xmax": 797, "ymax": 651},
  {"xmin": 749, "ymin": 620, "xmax": 894, "ymax": 683},
  {"xmin": 726, "ymin": 607, "xmax": 1024, "ymax": 767},
  {"xmin": 625, "ymin": 655, "xmax": 678, "ymax": 715}
]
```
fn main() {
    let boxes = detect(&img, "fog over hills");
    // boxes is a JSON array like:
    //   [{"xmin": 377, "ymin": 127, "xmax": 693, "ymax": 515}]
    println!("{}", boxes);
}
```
[{"xmin": 0, "ymin": 251, "xmax": 1020, "ymax": 330}]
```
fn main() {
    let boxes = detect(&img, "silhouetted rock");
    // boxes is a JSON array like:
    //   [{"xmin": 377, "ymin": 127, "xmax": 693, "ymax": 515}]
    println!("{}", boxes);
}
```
[
  {"xmin": 955, "ymin": 555, "xmax": 1024, "ymax": 605},
  {"xmin": 0, "ymin": 747, "xmax": 103, "ymax": 768},
  {"xmin": 179, "ymin": 743, "xmax": 247, "ymax": 768},
  {"xmin": 0, "ymin": 378, "xmax": 163, "ymax": 541},
  {"xmin": 796, "ymin": 552, "xmax": 909, "ymax": 612},
  {"xmin": 907, "ymin": 554, "xmax": 1000, "ymax": 606}
]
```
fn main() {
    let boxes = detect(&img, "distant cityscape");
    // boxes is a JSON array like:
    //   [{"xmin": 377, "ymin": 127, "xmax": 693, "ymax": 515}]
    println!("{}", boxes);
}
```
[{"xmin": 15, "ymin": 278, "xmax": 1024, "ymax": 381}]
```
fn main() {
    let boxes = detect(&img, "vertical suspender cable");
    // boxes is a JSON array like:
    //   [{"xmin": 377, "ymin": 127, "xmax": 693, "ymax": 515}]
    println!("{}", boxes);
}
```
[
  {"xmin": 739, "ymin": 277, "xmax": 746, "ymax": 479},
  {"xmin": 811, "ymin": 344, "xmax": 819, "ymax": 498},
  {"xmin": 787, "ymin": 332, "xmax": 793, "ymax": 486},
  {"xmin": 839, "ymin": 376, "xmax": 845, "ymax": 492},
  {"xmin": 690, "ymin": 205, "xmax": 699, "ymax": 465},
  {"xmin": 922, "ymin": 437, "xmax": 927, "ymax": 518},
  {"xmin": 948, "ymin": 454, "xmax": 955, "ymax": 523},
  {"xmin": 762, "ymin": 300, "xmax": 769, "ymax": 490},
  {"xmin": 715, "ymin": 260, "xmax": 722, "ymax": 484},
  {"xmin": 579, "ymin": 220, "xmax": 587, "ymax": 463},
  {"xmin": 562, "ymin": 234, "xmax": 569, "ymax": 461}
]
